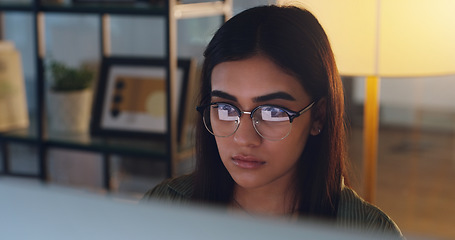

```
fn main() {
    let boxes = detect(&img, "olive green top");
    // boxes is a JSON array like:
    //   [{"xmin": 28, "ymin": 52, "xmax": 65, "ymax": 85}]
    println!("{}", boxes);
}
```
[{"xmin": 142, "ymin": 174, "xmax": 404, "ymax": 239}]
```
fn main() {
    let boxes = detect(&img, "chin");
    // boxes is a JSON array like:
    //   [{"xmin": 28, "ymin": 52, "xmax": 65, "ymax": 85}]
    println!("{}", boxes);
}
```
[{"xmin": 231, "ymin": 174, "xmax": 266, "ymax": 189}]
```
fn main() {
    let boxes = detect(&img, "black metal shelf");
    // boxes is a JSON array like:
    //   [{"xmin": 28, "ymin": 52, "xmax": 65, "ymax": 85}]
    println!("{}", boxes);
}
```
[
  {"xmin": 0, "ymin": 130, "xmax": 167, "ymax": 158},
  {"xmin": 0, "ymin": 2, "xmax": 165, "ymax": 15},
  {"xmin": 0, "ymin": 0, "xmax": 230, "ymax": 190},
  {"xmin": 0, "ymin": 172, "xmax": 40, "ymax": 178},
  {"xmin": 39, "ymin": 2, "xmax": 166, "ymax": 16},
  {"xmin": 0, "ymin": 131, "xmax": 38, "ymax": 145},
  {"xmin": 45, "ymin": 134, "xmax": 168, "ymax": 159},
  {"xmin": 0, "ymin": 3, "xmax": 33, "ymax": 12},
  {"xmin": 0, "ymin": 1, "xmax": 229, "ymax": 17}
]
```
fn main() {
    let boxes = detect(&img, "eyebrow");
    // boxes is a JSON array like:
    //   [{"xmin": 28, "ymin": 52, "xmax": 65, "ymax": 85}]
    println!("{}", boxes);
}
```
[
  {"xmin": 211, "ymin": 90, "xmax": 237, "ymax": 101},
  {"xmin": 254, "ymin": 92, "xmax": 296, "ymax": 102},
  {"xmin": 211, "ymin": 90, "xmax": 296, "ymax": 102}
]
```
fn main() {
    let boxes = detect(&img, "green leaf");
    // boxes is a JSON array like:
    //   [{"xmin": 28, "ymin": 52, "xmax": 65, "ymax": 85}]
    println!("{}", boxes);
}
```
[{"xmin": 49, "ymin": 60, "xmax": 94, "ymax": 92}]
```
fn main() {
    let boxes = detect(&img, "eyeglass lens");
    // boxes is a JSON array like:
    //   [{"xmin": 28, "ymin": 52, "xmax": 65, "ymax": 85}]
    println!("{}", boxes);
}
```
[{"xmin": 202, "ymin": 103, "xmax": 292, "ymax": 141}]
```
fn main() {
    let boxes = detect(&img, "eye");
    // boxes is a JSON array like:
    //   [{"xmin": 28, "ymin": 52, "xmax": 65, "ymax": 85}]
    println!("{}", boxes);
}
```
[
  {"xmin": 213, "ymin": 103, "xmax": 239, "ymax": 121},
  {"xmin": 259, "ymin": 106, "xmax": 289, "ymax": 122}
]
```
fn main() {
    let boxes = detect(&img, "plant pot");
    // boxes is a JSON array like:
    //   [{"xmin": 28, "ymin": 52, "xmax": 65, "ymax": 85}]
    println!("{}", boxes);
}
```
[{"xmin": 47, "ymin": 89, "xmax": 92, "ymax": 133}]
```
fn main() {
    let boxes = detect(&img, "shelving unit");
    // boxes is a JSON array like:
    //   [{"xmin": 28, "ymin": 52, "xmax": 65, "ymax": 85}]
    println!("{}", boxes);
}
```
[{"xmin": 0, "ymin": 0, "xmax": 232, "ymax": 190}]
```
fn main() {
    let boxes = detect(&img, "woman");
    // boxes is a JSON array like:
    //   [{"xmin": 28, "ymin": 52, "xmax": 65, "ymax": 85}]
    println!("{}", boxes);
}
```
[{"xmin": 143, "ymin": 5, "xmax": 403, "ymax": 238}]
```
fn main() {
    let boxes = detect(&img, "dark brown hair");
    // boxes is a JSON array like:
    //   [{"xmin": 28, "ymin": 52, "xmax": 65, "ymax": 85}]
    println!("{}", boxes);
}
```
[{"xmin": 192, "ymin": 5, "xmax": 347, "ymax": 219}]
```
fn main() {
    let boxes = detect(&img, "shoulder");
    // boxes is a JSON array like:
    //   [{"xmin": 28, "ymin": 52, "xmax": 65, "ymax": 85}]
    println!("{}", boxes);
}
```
[
  {"xmin": 141, "ymin": 174, "xmax": 194, "ymax": 203},
  {"xmin": 337, "ymin": 186, "xmax": 404, "ymax": 239}
]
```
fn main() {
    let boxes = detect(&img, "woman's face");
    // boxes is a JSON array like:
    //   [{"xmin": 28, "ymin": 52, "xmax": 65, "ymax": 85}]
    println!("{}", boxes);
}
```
[{"xmin": 211, "ymin": 55, "xmax": 319, "ymax": 191}]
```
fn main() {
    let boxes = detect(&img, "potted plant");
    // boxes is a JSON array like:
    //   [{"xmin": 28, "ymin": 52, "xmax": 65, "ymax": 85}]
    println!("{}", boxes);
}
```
[{"xmin": 47, "ymin": 60, "xmax": 95, "ymax": 133}]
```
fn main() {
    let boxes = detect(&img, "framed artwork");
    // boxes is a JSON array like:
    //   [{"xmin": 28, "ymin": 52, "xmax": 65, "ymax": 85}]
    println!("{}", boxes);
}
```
[{"xmin": 91, "ymin": 57, "xmax": 192, "ymax": 140}]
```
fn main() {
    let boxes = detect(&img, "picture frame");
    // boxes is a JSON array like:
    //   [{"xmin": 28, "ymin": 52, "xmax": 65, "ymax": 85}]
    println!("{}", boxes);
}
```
[{"xmin": 90, "ymin": 57, "xmax": 192, "ymax": 140}]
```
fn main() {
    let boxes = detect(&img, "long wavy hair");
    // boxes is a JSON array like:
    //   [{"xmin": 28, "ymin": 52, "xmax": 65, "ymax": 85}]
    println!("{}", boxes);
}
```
[{"xmin": 192, "ymin": 5, "xmax": 348, "ymax": 219}]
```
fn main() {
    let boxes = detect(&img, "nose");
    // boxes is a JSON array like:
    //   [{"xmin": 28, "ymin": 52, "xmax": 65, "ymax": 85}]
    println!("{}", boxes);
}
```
[{"xmin": 233, "ymin": 113, "xmax": 262, "ymax": 147}]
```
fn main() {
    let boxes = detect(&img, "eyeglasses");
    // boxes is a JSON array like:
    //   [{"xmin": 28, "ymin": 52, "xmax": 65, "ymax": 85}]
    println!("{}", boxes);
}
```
[{"xmin": 196, "ymin": 101, "xmax": 315, "ymax": 141}]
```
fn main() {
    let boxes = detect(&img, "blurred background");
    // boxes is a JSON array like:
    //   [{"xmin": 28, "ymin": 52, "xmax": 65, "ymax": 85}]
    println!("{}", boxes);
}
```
[{"xmin": 0, "ymin": 0, "xmax": 454, "ymax": 239}]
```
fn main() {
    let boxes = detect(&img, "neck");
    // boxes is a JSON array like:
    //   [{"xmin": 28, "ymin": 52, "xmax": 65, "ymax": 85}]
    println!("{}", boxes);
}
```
[{"xmin": 232, "ymin": 183, "xmax": 297, "ymax": 217}]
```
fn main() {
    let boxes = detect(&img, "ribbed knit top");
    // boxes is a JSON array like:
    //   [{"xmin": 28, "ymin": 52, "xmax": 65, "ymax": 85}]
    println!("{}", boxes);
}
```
[{"xmin": 142, "ymin": 174, "xmax": 404, "ymax": 239}]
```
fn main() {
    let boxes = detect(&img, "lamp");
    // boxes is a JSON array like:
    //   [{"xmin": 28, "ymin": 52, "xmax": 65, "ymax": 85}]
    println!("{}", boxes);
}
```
[{"xmin": 278, "ymin": 0, "xmax": 455, "ymax": 203}]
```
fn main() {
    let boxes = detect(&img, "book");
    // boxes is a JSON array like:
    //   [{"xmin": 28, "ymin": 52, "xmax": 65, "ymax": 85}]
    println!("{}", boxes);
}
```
[{"xmin": 0, "ymin": 41, "xmax": 29, "ymax": 132}]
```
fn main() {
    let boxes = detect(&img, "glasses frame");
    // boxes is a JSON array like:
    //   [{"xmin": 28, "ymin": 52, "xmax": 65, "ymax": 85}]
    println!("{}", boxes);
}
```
[{"xmin": 196, "ymin": 101, "xmax": 316, "ymax": 141}]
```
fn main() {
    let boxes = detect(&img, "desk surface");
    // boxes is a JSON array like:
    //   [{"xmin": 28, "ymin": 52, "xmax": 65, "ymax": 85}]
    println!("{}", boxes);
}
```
[{"xmin": 0, "ymin": 181, "xmax": 382, "ymax": 240}]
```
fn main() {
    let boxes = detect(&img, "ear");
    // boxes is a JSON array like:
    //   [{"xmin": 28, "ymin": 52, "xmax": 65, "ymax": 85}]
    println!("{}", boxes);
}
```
[{"xmin": 310, "ymin": 98, "xmax": 327, "ymax": 136}]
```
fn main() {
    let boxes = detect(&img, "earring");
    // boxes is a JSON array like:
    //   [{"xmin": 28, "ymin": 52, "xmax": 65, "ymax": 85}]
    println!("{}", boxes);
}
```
[{"xmin": 311, "ymin": 128, "xmax": 321, "ymax": 136}]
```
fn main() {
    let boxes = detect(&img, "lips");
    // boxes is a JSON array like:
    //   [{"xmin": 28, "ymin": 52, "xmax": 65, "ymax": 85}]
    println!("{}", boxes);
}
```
[{"xmin": 232, "ymin": 155, "xmax": 266, "ymax": 169}]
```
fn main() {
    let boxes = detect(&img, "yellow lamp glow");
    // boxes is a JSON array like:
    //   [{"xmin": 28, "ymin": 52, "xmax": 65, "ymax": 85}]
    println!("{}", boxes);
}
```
[{"xmin": 278, "ymin": 0, "xmax": 455, "ymax": 202}]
